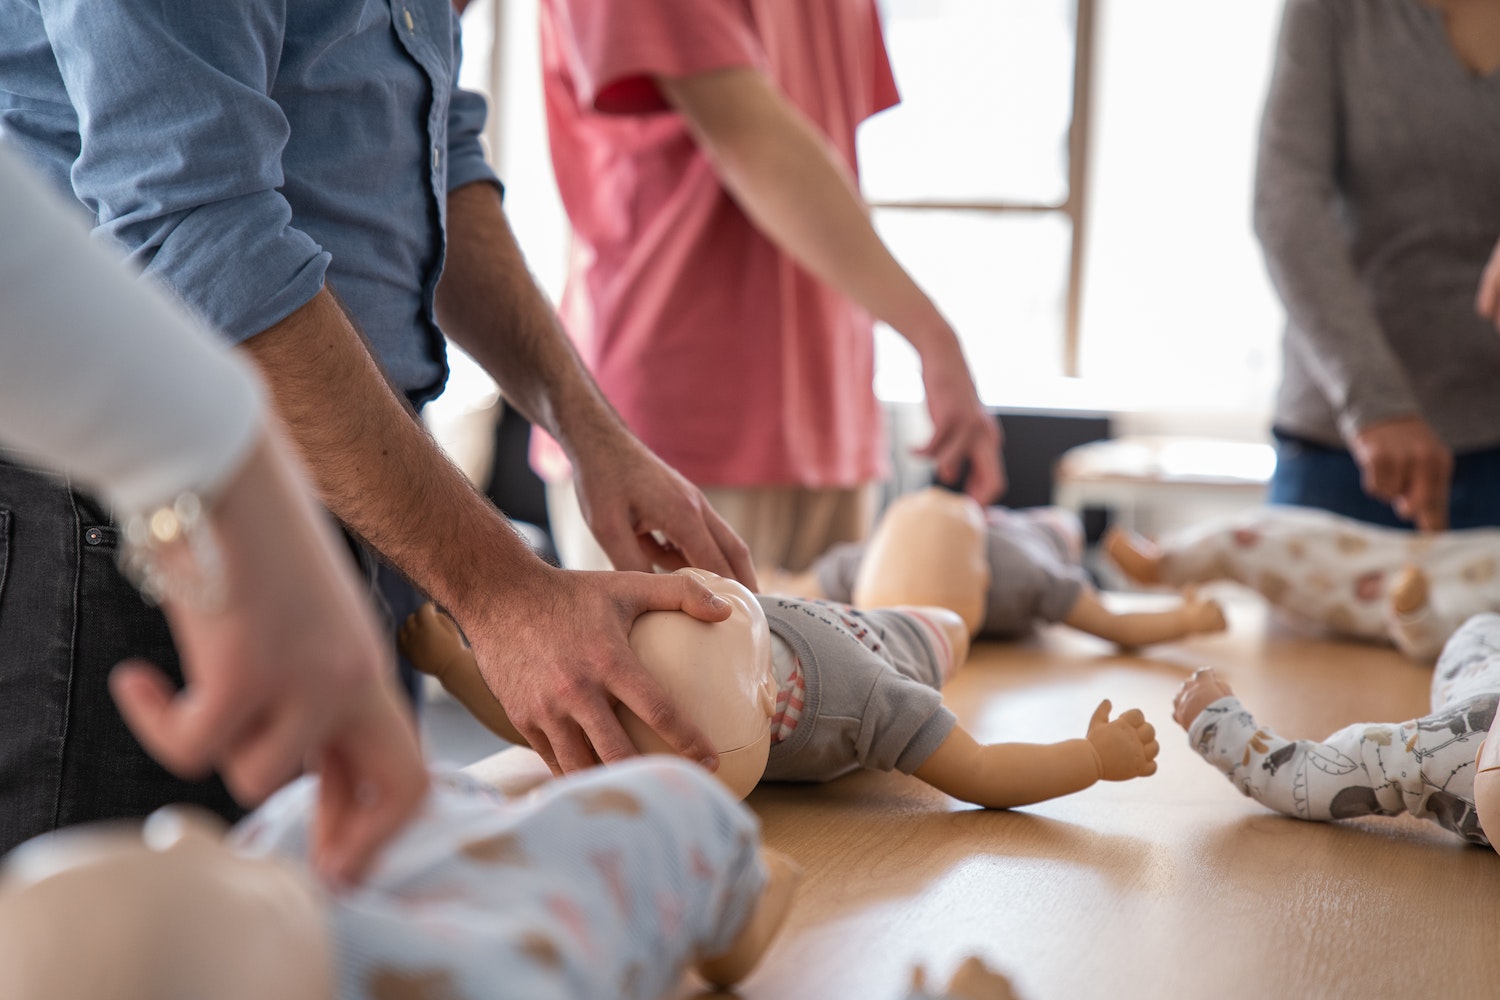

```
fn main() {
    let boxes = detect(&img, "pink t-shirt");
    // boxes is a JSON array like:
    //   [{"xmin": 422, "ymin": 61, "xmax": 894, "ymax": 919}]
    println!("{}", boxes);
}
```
[{"xmin": 532, "ymin": 0, "xmax": 900, "ymax": 489}]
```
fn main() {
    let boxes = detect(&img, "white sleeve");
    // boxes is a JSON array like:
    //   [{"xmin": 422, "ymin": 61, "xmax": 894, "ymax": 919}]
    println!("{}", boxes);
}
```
[{"xmin": 0, "ymin": 147, "xmax": 263, "ymax": 516}]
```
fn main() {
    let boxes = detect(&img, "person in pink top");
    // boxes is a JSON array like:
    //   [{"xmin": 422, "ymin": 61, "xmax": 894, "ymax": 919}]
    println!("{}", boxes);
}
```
[{"xmin": 533, "ymin": 0, "xmax": 1004, "ymax": 574}]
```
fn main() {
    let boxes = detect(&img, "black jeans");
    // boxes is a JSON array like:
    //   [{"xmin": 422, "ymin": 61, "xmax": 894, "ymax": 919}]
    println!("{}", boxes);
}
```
[{"xmin": 0, "ymin": 457, "xmax": 243, "ymax": 855}]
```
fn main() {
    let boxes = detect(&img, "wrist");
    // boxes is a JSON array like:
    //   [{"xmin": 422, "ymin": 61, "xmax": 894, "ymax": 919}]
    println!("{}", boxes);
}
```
[
  {"xmin": 1075, "ymin": 737, "xmax": 1105, "ymax": 782},
  {"xmin": 431, "ymin": 519, "xmax": 556, "ymax": 633}
]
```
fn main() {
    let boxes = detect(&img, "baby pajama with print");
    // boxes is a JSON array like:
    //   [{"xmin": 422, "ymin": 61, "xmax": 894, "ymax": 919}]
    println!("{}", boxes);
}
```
[{"xmin": 1186, "ymin": 613, "xmax": 1500, "ymax": 845}]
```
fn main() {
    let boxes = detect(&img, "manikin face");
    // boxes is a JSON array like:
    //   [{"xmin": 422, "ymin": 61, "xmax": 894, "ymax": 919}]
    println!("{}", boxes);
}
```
[{"xmin": 621, "ymin": 569, "xmax": 778, "ymax": 799}]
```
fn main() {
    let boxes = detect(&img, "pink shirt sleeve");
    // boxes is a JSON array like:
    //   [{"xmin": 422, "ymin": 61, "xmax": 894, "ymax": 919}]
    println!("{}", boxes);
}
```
[{"xmin": 551, "ymin": 0, "xmax": 766, "ymax": 114}]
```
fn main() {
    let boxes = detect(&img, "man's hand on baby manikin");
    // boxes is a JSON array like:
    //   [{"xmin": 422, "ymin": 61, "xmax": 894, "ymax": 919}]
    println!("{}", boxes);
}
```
[
  {"xmin": 1084, "ymin": 700, "xmax": 1159, "ymax": 780},
  {"xmin": 1172, "ymin": 668, "xmax": 1235, "ymax": 731}
]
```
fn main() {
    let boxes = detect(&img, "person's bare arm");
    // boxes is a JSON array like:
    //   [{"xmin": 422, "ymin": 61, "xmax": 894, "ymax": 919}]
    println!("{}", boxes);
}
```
[
  {"xmin": 436, "ymin": 180, "xmax": 756, "ymax": 587},
  {"xmin": 239, "ymin": 287, "xmax": 724, "ymax": 775},
  {"xmin": 1061, "ymin": 588, "xmax": 1226, "ymax": 648},
  {"xmin": 656, "ymin": 69, "xmax": 1003, "ymax": 502},
  {"xmin": 914, "ymin": 701, "xmax": 1157, "ymax": 809}
]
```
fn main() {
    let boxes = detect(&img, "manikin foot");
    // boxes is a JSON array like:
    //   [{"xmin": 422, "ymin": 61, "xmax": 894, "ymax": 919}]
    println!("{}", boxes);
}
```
[
  {"xmin": 398, "ymin": 603, "xmax": 466, "ymax": 679},
  {"xmin": 695, "ymin": 849, "xmax": 802, "ymax": 988},
  {"xmin": 1181, "ymin": 587, "xmax": 1229, "ymax": 635},
  {"xmin": 1103, "ymin": 527, "xmax": 1162, "ymax": 586},
  {"xmin": 1391, "ymin": 565, "xmax": 1430, "ymax": 617}
]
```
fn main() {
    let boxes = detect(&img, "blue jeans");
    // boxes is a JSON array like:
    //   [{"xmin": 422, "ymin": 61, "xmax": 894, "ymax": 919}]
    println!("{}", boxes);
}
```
[
  {"xmin": 1268, "ymin": 430, "xmax": 1500, "ymax": 530},
  {"xmin": 0, "ymin": 456, "xmax": 399, "ymax": 855}
]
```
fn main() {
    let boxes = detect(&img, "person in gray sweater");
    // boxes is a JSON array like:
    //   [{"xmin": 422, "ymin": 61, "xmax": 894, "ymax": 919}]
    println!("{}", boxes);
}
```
[{"xmin": 1257, "ymin": 0, "xmax": 1500, "ymax": 531}]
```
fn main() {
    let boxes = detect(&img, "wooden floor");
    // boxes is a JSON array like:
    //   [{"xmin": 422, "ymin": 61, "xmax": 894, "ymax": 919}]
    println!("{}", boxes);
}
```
[{"xmin": 683, "ymin": 593, "xmax": 1500, "ymax": 1000}]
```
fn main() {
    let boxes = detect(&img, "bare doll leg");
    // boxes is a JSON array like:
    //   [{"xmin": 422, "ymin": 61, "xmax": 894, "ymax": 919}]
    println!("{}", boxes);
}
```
[
  {"xmin": 1388, "ymin": 555, "xmax": 1500, "ymax": 662},
  {"xmin": 1061, "ymin": 587, "xmax": 1226, "ymax": 647},
  {"xmin": 1171, "ymin": 615, "xmax": 1500, "ymax": 844},
  {"xmin": 1386, "ymin": 566, "xmax": 1450, "ymax": 660}
]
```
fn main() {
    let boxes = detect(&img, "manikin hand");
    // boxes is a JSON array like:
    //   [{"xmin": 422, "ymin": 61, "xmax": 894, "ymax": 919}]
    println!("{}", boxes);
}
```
[
  {"xmin": 916, "ymin": 336, "xmax": 1006, "ymax": 504},
  {"xmin": 108, "ymin": 425, "xmax": 428, "ymax": 885},
  {"xmin": 1180, "ymin": 586, "xmax": 1229, "ymax": 635},
  {"xmin": 1172, "ymin": 668, "xmax": 1236, "ymax": 731},
  {"xmin": 1349, "ymin": 416, "xmax": 1453, "ymax": 532},
  {"xmin": 1084, "ymin": 700, "xmax": 1159, "ymax": 780},
  {"xmin": 570, "ymin": 431, "xmax": 758, "ymax": 589},
  {"xmin": 1476, "ymin": 234, "xmax": 1500, "ymax": 334},
  {"xmin": 458, "ymin": 562, "xmax": 732, "ymax": 775},
  {"xmin": 909, "ymin": 956, "xmax": 1019, "ymax": 1000}
]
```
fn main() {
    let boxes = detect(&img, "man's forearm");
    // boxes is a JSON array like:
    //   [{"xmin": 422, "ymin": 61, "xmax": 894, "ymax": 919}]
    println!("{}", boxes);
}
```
[
  {"xmin": 435, "ymin": 181, "xmax": 627, "ymax": 469},
  {"xmin": 239, "ymin": 287, "xmax": 540, "ymax": 623}
]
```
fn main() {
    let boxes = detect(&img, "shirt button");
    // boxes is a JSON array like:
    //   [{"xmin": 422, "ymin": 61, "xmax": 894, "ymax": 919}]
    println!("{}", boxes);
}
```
[
  {"xmin": 84, "ymin": 527, "xmax": 105, "ymax": 546},
  {"xmin": 404, "ymin": 8, "xmax": 415, "ymax": 30},
  {"xmin": 432, "ymin": 146, "xmax": 441, "ymax": 172}
]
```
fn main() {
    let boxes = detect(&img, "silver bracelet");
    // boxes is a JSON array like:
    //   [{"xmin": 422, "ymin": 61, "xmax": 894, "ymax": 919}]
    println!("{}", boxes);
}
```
[{"xmin": 118, "ymin": 492, "xmax": 227, "ymax": 612}]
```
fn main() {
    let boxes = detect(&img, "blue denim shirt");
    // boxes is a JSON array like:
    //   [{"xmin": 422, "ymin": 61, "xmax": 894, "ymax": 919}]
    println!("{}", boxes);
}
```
[{"xmin": 0, "ymin": 0, "xmax": 497, "ymax": 404}]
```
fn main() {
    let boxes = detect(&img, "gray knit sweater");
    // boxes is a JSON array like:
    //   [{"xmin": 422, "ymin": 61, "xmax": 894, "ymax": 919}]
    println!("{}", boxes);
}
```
[{"xmin": 1257, "ymin": 0, "xmax": 1500, "ymax": 451}]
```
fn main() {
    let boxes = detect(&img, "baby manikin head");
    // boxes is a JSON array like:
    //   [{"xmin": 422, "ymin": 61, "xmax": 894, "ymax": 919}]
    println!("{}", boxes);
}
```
[
  {"xmin": 1474, "ymin": 718, "xmax": 1500, "ymax": 854},
  {"xmin": 622, "ymin": 568, "xmax": 778, "ymax": 799},
  {"xmin": 0, "ymin": 808, "xmax": 331, "ymax": 1000}
]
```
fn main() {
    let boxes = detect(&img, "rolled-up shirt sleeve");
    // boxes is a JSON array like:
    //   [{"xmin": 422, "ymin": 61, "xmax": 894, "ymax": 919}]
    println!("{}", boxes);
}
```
[
  {"xmin": 0, "ymin": 148, "xmax": 262, "ymax": 517},
  {"xmin": 447, "ymin": 17, "xmax": 501, "ymax": 196},
  {"xmin": 551, "ymin": 0, "xmax": 766, "ymax": 115},
  {"xmin": 37, "ymin": 0, "xmax": 329, "ymax": 344}
]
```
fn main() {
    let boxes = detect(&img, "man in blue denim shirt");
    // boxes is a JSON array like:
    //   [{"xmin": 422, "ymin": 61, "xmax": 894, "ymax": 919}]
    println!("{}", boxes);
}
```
[{"xmin": 0, "ymin": 0, "xmax": 757, "ymax": 854}]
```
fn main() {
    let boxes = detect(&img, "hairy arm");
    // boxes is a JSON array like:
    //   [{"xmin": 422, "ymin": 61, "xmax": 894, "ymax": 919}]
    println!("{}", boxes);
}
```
[{"xmin": 435, "ymin": 181, "xmax": 756, "ymax": 586}]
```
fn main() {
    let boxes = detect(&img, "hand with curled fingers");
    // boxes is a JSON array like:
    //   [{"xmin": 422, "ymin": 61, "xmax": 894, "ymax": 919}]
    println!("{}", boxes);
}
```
[
  {"xmin": 1349, "ymin": 416, "xmax": 1453, "ymax": 533},
  {"xmin": 915, "ymin": 335, "xmax": 1006, "ymax": 505},
  {"xmin": 108, "ymin": 424, "xmax": 428, "ymax": 887},
  {"xmin": 569, "ymin": 432, "xmax": 758, "ymax": 590},
  {"xmin": 1172, "ymin": 667, "xmax": 1237, "ymax": 731},
  {"xmin": 459, "ymin": 561, "xmax": 731, "ymax": 776},
  {"xmin": 1084, "ymin": 699, "xmax": 1160, "ymax": 781}
]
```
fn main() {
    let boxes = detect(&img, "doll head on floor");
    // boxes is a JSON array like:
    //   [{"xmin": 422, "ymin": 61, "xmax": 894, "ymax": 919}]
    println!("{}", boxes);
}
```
[
  {"xmin": 624, "ymin": 569, "xmax": 780, "ymax": 798},
  {"xmin": 0, "ymin": 808, "xmax": 330, "ymax": 1000}
]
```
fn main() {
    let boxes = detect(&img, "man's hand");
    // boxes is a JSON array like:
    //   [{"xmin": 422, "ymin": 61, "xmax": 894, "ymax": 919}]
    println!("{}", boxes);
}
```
[
  {"xmin": 915, "ymin": 337, "xmax": 1005, "ymax": 504},
  {"xmin": 571, "ymin": 433, "xmax": 758, "ymax": 589},
  {"xmin": 108, "ymin": 425, "xmax": 428, "ymax": 886},
  {"xmin": 460, "ymin": 563, "xmax": 733, "ymax": 775},
  {"xmin": 1172, "ymin": 667, "xmax": 1236, "ymax": 731},
  {"xmin": 1349, "ymin": 415, "xmax": 1453, "ymax": 532},
  {"xmin": 1476, "ymin": 235, "xmax": 1500, "ymax": 333},
  {"xmin": 1084, "ymin": 700, "xmax": 1159, "ymax": 781}
]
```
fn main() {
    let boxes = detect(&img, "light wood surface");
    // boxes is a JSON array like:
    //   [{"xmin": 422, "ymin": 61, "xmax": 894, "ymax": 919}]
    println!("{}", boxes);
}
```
[{"xmin": 682, "ymin": 593, "xmax": 1500, "ymax": 1000}]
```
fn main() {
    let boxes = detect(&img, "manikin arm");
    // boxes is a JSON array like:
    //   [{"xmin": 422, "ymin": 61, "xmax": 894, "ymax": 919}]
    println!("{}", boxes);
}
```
[
  {"xmin": 398, "ymin": 604, "xmax": 527, "ymax": 747},
  {"xmin": 913, "ymin": 701, "xmax": 1159, "ymax": 809},
  {"xmin": 1061, "ymin": 588, "xmax": 1226, "ymax": 648}
]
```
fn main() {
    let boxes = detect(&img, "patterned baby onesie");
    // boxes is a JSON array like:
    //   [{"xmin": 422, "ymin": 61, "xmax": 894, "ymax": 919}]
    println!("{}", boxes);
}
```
[
  {"xmin": 1186, "ymin": 613, "xmax": 1500, "ymax": 845},
  {"xmin": 757, "ymin": 595, "xmax": 958, "ymax": 783},
  {"xmin": 1153, "ymin": 505, "xmax": 1500, "ymax": 659},
  {"xmin": 233, "ymin": 758, "xmax": 767, "ymax": 1000},
  {"xmin": 811, "ymin": 506, "xmax": 1089, "ymax": 638}
]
